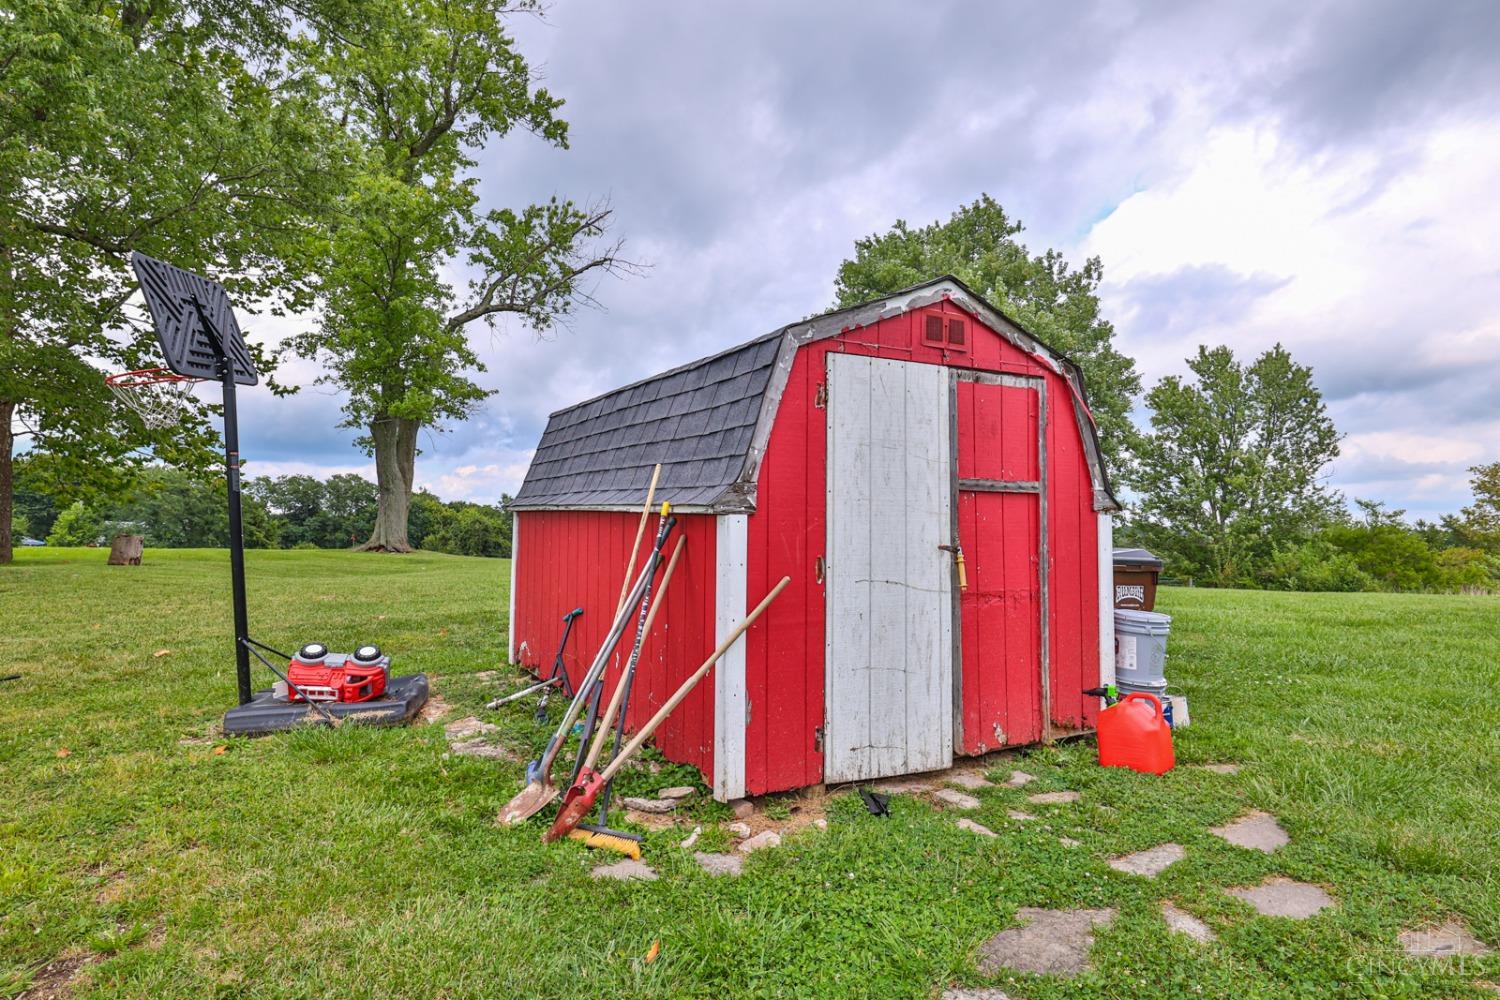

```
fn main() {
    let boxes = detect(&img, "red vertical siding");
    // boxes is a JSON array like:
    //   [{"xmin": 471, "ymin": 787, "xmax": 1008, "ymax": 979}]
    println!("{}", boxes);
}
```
[
  {"xmin": 511, "ymin": 510, "xmax": 718, "ymax": 782},
  {"xmin": 744, "ymin": 296, "xmax": 1103, "ymax": 793}
]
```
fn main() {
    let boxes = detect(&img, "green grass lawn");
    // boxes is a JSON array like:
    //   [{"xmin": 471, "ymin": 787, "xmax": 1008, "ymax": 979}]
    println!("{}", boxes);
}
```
[{"xmin": 2, "ymin": 547, "xmax": 1497, "ymax": 998}]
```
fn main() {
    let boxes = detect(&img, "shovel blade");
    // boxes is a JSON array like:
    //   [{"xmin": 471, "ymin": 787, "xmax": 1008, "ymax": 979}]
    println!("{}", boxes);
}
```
[
  {"xmin": 543, "ymin": 770, "xmax": 605, "ymax": 843},
  {"xmin": 498, "ymin": 780, "xmax": 558, "ymax": 826}
]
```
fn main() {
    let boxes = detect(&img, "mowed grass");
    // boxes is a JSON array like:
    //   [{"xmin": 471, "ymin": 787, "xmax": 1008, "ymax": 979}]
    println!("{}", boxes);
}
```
[{"xmin": 1, "ymin": 548, "xmax": 1498, "ymax": 998}]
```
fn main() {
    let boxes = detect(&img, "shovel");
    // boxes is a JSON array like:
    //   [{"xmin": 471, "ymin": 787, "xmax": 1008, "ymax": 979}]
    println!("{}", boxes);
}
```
[
  {"xmin": 545, "ymin": 575, "xmax": 790, "ymax": 843},
  {"xmin": 498, "ymin": 513, "xmax": 675, "ymax": 825}
]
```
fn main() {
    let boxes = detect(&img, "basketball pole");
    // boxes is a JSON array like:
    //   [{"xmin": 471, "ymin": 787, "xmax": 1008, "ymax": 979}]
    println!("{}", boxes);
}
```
[{"xmin": 192, "ymin": 295, "xmax": 253, "ymax": 705}]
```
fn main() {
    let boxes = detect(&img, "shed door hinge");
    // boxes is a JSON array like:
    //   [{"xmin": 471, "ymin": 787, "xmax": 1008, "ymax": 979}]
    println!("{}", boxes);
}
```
[
  {"xmin": 814, "ymin": 382, "xmax": 828, "ymax": 409},
  {"xmin": 745, "ymin": 699, "xmax": 751, "ymax": 727},
  {"xmin": 814, "ymin": 725, "xmax": 824, "ymax": 753}
]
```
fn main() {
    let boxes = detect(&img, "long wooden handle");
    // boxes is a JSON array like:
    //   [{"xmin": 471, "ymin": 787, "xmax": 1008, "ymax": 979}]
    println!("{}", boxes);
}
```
[
  {"xmin": 582, "ymin": 537, "xmax": 684, "ymax": 773},
  {"xmin": 601, "ymin": 576, "xmax": 790, "ymax": 784},
  {"xmin": 614, "ymin": 464, "xmax": 662, "ymax": 619}
]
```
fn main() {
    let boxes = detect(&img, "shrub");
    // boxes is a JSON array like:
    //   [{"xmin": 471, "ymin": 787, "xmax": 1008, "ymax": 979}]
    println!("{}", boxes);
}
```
[{"xmin": 1262, "ymin": 540, "xmax": 1375, "ymax": 592}]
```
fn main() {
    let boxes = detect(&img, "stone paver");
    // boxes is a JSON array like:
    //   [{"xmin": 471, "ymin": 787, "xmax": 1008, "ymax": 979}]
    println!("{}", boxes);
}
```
[
  {"xmin": 1008, "ymin": 810, "xmax": 1036, "ymax": 822},
  {"xmin": 956, "ymin": 818, "xmax": 997, "ymax": 838},
  {"xmin": 1161, "ymin": 902, "xmax": 1215, "ymax": 943},
  {"xmin": 1059, "ymin": 836, "xmax": 1081, "ymax": 847},
  {"xmin": 737, "ymin": 831, "xmax": 781, "ymax": 853},
  {"xmin": 1005, "ymin": 770, "xmax": 1037, "ymax": 787},
  {"xmin": 1228, "ymin": 877, "xmax": 1333, "ymax": 918},
  {"xmin": 1028, "ymin": 790, "xmax": 1081, "ymax": 805},
  {"xmin": 621, "ymin": 796, "xmax": 677, "ymax": 814},
  {"xmin": 694, "ymin": 851, "xmax": 743, "ymax": 876},
  {"xmin": 1211, "ymin": 810, "xmax": 1290, "ymax": 853},
  {"xmin": 449, "ymin": 738, "xmax": 510, "ymax": 760},
  {"xmin": 443, "ymin": 716, "xmax": 497, "ymax": 741},
  {"xmin": 814, "ymin": 819, "xmax": 828, "ymax": 830},
  {"xmin": 658, "ymin": 785, "xmax": 696, "ymax": 800},
  {"xmin": 941, "ymin": 990, "xmax": 1012, "ymax": 1000},
  {"xmin": 1399, "ymin": 920, "xmax": 1493, "ymax": 958},
  {"xmin": 1108, "ymin": 843, "xmax": 1185, "ymax": 878},
  {"xmin": 726, "ymin": 821, "xmax": 752, "ymax": 838},
  {"xmin": 948, "ymin": 772, "xmax": 996, "ymax": 790},
  {"xmin": 679, "ymin": 826, "xmax": 701, "ymax": 849},
  {"xmin": 976, "ymin": 907, "xmax": 1116, "ymax": 978},
  {"xmin": 729, "ymin": 798, "xmax": 754, "ymax": 818},
  {"xmin": 590, "ymin": 858, "xmax": 658, "ymax": 881},
  {"xmin": 1200, "ymin": 763, "xmax": 1240, "ymax": 775},
  {"xmin": 934, "ymin": 789, "xmax": 982, "ymax": 810}
]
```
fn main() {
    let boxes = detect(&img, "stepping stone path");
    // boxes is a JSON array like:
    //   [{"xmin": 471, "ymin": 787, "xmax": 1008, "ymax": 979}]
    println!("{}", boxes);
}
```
[
  {"xmin": 1211, "ymin": 810, "xmax": 1290, "ymax": 853},
  {"xmin": 726, "ymin": 821, "xmax": 752, "ymax": 838},
  {"xmin": 1200, "ymin": 763, "xmax": 1240, "ymax": 775},
  {"xmin": 1028, "ymin": 790, "xmax": 1081, "ymax": 805},
  {"xmin": 1228, "ymin": 877, "xmax": 1333, "ymax": 918},
  {"xmin": 976, "ymin": 907, "xmax": 1116, "ymax": 978},
  {"xmin": 1059, "ymin": 836, "xmax": 1081, "ymax": 848},
  {"xmin": 1008, "ymin": 810, "xmax": 1036, "ymax": 822},
  {"xmin": 590, "ymin": 858, "xmax": 658, "ymax": 882},
  {"xmin": 449, "ymin": 738, "xmax": 511, "ymax": 760},
  {"xmin": 621, "ymin": 797, "xmax": 677, "ymax": 814},
  {"xmin": 658, "ymin": 786, "xmax": 696, "ymax": 800},
  {"xmin": 1005, "ymin": 770, "xmax": 1037, "ymax": 787},
  {"xmin": 729, "ymin": 798, "xmax": 754, "ymax": 818},
  {"xmin": 1399, "ymin": 920, "xmax": 1493, "ymax": 958},
  {"xmin": 942, "ymin": 990, "xmax": 1013, "ymax": 1000},
  {"xmin": 737, "ymin": 831, "xmax": 781, "ymax": 853},
  {"xmin": 443, "ymin": 717, "xmax": 511, "ymax": 759},
  {"xmin": 1161, "ymin": 902, "xmax": 1215, "ymax": 943},
  {"xmin": 814, "ymin": 819, "xmax": 828, "ymax": 831},
  {"xmin": 679, "ymin": 826, "xmax": 701, "ymax": 849},
  {"xmin": 948, "ymin": 772, "xmax": 996, "ymax": 790},
  {"xmin": 956, "ymin": 818, "xmax": 997, "ymax": 838},
  {"xmin": 934, "ymin": 789, "xmax": 982, "ymax": 810},
  {"xmin": 1109, "ymin": 843, "xmax": 1185, "ymax": 878},
  {"xmin": 694, "ymin": 852, "xmax": 743, "ymax": 876}
]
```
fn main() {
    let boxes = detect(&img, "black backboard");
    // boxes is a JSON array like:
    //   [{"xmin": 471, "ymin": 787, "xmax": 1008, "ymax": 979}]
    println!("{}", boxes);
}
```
[{"xmin": 131, "ymin": 252, "xmax": 258, "ymax": 385}]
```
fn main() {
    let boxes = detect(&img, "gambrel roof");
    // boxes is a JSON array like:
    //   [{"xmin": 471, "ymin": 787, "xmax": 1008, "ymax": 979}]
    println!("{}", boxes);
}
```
[{"xmin": 513, "ymin": 276, "xmax": 1120, "ymax": 513}]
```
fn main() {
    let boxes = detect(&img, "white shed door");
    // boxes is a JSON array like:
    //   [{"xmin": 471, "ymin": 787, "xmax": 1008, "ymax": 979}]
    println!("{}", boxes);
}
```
[{"xmin": 824, "ymin": 354, "xmax": 953, "ymax": 783}]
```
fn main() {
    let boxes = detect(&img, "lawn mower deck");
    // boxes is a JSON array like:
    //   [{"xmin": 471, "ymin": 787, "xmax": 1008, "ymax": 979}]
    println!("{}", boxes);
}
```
[{"xmin": 223, "ymin": 673, "xmax": 430, "ymax": 735}]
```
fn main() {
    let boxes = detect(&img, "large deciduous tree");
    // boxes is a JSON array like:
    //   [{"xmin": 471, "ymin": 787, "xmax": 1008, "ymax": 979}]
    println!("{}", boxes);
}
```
[
  {"xmin": 1132, "ymin": 344, "xmax": 1342, "ymax": 586},
  {"xmin": 833, "ymin": 195, "xmax": 1141, "ymax": 475},
  {"xmin": 287, "ymin": 0, "xmax": 631, "ymax": 553},
  {"xmin": 0, "ymin": 0, "xmax": 341, "ymax": 563}
]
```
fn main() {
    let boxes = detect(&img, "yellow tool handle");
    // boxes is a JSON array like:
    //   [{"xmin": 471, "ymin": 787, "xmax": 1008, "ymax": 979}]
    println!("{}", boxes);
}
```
[{"xmin": 955, "ymin": 549, "xmax": 968, "ymax": 592}]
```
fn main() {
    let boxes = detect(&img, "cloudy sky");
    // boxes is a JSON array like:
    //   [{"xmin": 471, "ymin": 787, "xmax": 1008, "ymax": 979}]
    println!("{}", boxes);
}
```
[{"xmin": 237, "ymin": 0, "xmax": 1500, "ymax": 521}]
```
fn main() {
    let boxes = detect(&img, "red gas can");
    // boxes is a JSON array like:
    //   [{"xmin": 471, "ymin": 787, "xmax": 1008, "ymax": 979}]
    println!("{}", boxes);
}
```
[{"xmin": 1097, "ymin": 692, "xmax": 1175, "ymax": 774}]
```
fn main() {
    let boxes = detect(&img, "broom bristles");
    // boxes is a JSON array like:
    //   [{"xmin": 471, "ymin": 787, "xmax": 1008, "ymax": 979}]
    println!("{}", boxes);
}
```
[{"xmin": 567, "ymin": 827, "xmax": 642, "ymax": 859}]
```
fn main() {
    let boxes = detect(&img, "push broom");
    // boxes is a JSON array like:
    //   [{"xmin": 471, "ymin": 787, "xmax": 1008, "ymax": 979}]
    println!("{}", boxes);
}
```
[
  {"xmin": 566, "ymin": 536, "xmax": 685, "ymax": 858},
  {"xmin": 545, "ymin": 575, "xmax": 791, "ymax": 844},
  {"xmin": 498, "ymin": 509, "xmax": 675, "ymax": 826}
]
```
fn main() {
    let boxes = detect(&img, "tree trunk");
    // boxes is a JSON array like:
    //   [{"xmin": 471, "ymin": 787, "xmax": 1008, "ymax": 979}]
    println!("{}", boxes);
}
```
[
  {"xmin": 108, "ymin": 534, "xmax": 144, "ymax": 565},
  {"xmin": 362, "ymin": 416, "xmax": 417, "ymax": 552},
  {"xmin": 0, "ymin": 400, "xmax": 12, "ymax": 565}
]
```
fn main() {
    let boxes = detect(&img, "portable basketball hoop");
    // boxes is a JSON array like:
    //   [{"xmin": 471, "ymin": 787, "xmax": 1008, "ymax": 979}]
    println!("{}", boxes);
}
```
[
  {"xmin": 117, "ymin": 251, "xmax": 428, "ymax": 734},
  {"xmin": 105, "ymin": 366, "xmax": 204, "ymax": 430}
]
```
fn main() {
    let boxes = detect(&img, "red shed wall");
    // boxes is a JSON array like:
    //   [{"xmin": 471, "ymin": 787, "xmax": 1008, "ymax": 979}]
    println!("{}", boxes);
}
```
[
  {"xmin": 511, "ymin": 510, "xmax": 718, "ymax": 780},
  {"xmin": 743, "ymin": 299, "xmax": 1102, "ymax": 795}
]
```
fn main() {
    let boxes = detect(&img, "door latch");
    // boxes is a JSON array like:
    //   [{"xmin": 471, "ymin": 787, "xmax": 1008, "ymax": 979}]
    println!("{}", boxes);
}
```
[
  {"xmin": 814, "ymin": 382, "xmax": 828, "ymax": 409},
  {"xmin": 938, "ymin": 543, "xmax": 968, "ymax": 591},
  {"xmin": 814, "ymin": 725, "xmax": 824, "ymax": 753}
]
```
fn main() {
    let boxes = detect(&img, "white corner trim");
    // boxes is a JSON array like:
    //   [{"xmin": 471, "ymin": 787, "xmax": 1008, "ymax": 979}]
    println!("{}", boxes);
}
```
[
  {"xmin": 713, "ymin": 514, "xmax": 749, "ymax": 802},
  {"xmin": 1097, "ymin": 512, "xmax": 1114, "ymax": 695},
  {"xmin": 507, "ymin": 513, "xmax": 520, "ymax": 663}
]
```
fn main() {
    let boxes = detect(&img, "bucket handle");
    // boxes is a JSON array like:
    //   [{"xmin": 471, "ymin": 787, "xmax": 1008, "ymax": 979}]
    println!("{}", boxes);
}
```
[{"xmin": 1123, "ymin": 692, "xmax": 1164, "ymax": 718}]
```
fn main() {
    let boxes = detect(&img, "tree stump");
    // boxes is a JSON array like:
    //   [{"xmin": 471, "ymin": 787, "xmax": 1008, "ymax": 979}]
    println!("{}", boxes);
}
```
[{"xmin": 107, "ymin": 534, "xmax": 144, "ymax": 566}]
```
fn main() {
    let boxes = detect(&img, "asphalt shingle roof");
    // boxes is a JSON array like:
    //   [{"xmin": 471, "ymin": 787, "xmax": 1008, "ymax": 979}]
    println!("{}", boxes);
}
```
[{"xmin": 513, "ymin": 332, "xmax": 782, "ymax": 509}]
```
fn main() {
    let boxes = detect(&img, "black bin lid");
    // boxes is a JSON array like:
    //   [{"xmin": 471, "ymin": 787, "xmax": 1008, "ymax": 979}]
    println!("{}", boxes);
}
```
[{"xmin": 1112, "ymin": 547, "xmax": 1163, "ymax": 571}]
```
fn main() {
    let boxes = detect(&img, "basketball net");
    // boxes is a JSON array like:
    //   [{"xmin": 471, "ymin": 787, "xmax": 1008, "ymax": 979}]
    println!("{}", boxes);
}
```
[{"xmin": 104, "ymin": 367, "xmax": 204, "ymax": 430}]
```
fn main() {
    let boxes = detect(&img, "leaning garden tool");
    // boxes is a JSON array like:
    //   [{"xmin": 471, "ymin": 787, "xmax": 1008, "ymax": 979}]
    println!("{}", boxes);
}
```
[
  {"xmin": 567, "ymin": 536, "xmax": 685, "ymax": 857},
  {"xmin": 545, "ymin": 575, "xmax": 791, "ymax": 844},
  {"xmin": 486, "ymin": 607, "xmax": 582, "ymax": 714},
  {"xmin": 499, "ymin": 514, "xmax": 677, "ymax": 826},
  {"xmin": 614, "ymin": 464, "xmax": 661, "ymax": 618}
]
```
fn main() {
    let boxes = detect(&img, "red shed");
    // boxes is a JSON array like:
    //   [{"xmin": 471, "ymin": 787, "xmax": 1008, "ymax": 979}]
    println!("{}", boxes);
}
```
[{"xmin": 509, "ymin": 277, "xmax": 1120, "ymax": 801}]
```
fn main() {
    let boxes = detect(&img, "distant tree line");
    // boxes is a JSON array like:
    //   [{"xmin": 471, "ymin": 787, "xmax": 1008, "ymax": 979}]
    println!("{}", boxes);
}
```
[{"xmin": 10, "ymin": 460, "xmax": 513, "ymax": 558}]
